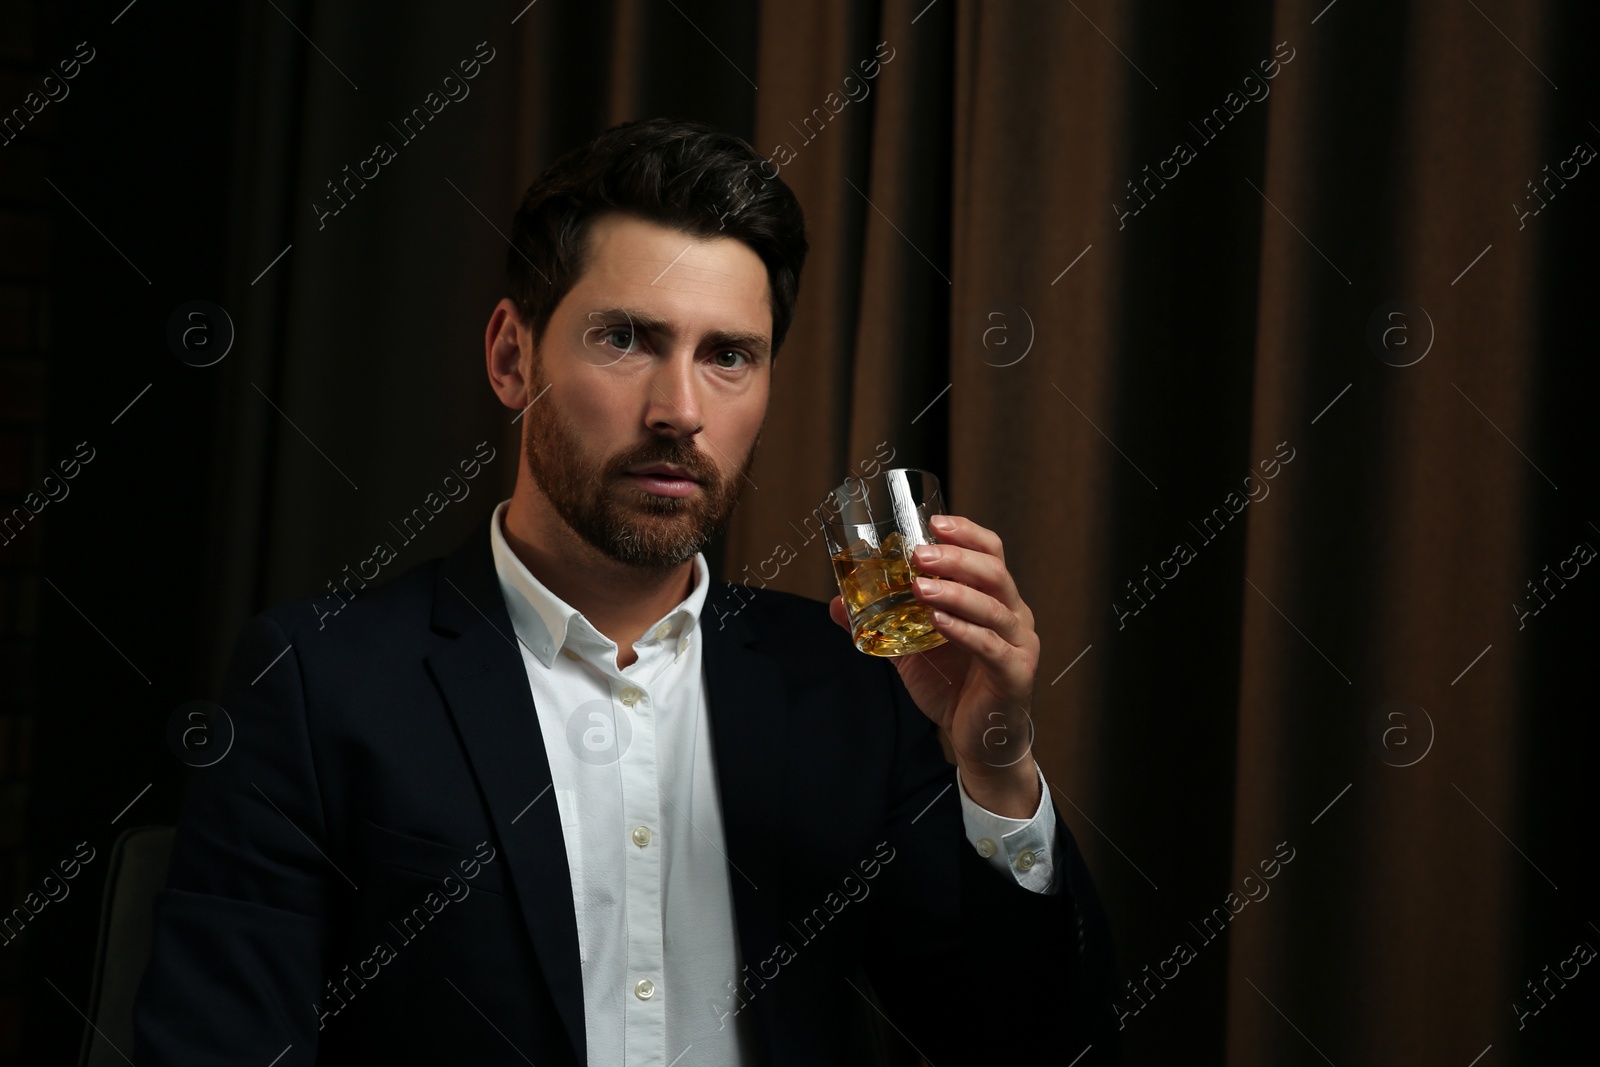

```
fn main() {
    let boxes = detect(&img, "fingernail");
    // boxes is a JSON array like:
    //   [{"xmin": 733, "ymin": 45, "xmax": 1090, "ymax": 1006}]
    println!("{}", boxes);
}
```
[
  {"xmin": 930, "ymin": 515, "xmax": 954, "ymax": 531},
  {"xmin": 914, "ymin": 545, "xmax": 941, "ymax": 563}
]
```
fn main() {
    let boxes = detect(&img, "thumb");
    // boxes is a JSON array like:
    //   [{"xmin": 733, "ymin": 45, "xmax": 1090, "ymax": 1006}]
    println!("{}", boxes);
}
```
[{"xmin": 828, "ymin": 595, "xmax": 850, "ymax": 631}]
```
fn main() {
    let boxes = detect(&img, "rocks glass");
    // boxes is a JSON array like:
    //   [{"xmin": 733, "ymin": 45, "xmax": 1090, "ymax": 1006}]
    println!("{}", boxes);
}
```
[{"xmin": 820, "ymin": 468, "xmax": 950, "ymax": 657}]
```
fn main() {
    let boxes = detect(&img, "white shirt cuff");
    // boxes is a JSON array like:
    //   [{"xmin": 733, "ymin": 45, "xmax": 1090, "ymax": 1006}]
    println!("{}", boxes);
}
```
[{"xmin": 956, "ymin": 763, "xmax": 1060, "ymax": 895}]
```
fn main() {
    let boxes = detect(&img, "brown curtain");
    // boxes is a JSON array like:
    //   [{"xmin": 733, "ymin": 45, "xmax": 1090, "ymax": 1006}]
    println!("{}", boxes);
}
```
[{"xmin": 146, "ymin": 0, "xmax": 1594, "ymax": 1062}]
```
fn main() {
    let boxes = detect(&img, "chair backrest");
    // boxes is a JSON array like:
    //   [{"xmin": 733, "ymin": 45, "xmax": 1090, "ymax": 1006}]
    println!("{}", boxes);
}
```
[{"xmin": 78, "ymin": 824, "xmax": 175, "ymax": 1067}]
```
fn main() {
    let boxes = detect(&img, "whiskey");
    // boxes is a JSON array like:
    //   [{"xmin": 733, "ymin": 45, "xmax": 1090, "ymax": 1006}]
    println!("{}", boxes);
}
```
[{"xmin": 830, "ymin": 530, "xmax": 948, "ymax": 656}]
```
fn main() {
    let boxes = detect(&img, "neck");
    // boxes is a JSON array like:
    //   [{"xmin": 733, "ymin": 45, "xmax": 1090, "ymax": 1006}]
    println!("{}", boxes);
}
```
[{"xmin": 500, "ymin": 491, "xmax": 697, "ymax": 656}]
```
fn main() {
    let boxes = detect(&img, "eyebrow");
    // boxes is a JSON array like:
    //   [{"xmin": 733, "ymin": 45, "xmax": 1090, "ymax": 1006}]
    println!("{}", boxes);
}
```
[{"xmin": 586, "ymin": 305, "xmax": 771, "ymax": 358}]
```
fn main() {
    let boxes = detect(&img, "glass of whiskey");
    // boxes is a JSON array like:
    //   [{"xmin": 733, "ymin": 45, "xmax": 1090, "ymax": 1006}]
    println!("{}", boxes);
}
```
[{"xmin": 820, "ymin": 468, "xmax": 950, "ymax": 657}]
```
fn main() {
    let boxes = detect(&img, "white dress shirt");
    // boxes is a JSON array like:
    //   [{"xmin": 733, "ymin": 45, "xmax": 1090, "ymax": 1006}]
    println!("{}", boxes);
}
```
[{"xmin": 487, "ymin": 498, "xmax": 1059, "ymax": 1066}]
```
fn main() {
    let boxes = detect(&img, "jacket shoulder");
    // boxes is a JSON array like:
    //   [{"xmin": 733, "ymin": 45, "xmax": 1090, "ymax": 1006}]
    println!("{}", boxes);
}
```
[{"xmin": 256, "ymin": 552, "xmax": 444, "ymax": 647}]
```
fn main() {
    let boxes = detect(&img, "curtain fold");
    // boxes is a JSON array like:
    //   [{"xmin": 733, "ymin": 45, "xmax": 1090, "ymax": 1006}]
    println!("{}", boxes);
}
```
[
  {"xmin": 1225, "ymin": 0, "xmax": 1550, "ymax": 1060},
  {"xmin": 949, "ymin": 0, "xmax": 1139, "ymax": 862}
]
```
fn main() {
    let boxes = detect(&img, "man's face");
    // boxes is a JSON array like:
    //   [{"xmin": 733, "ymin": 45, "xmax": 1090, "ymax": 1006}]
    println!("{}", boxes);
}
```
[{"xmin": 519, "ymin": 211, "xmax": 772, "ymax": 570}]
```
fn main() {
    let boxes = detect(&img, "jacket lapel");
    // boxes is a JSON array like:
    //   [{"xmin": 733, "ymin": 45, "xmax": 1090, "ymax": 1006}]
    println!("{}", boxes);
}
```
[
  {"xmin": 700, "ymin": 582, "xmax": 793, "ymax": 1053},
  {"xmin": 424, "ymin": 512, "xmax": 586, "ymax": 1064}
]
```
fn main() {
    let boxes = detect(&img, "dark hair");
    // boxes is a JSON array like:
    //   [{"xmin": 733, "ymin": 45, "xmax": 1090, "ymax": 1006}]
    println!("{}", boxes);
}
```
[{"xmin": 505, "ymin": 117, "xmax": 809, "ymax": 359}]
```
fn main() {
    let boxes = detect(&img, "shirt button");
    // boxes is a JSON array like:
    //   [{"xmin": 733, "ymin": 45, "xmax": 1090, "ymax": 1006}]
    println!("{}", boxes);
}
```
[
  {"xmin": 975, "ymin": 837, "xmax": 996, "ymax": 858},
  {"xmin": 652, "ymin": 622, "xmax": 671, "ymax": 640},
  {"xmin": 677, "ymin": 635, "xmax": 689, "ymax": 653},
  {"xmin": 631, "ymin": 825, "xmax": 652, "ymax": 847},
  {"xmin": 619, "ymin": 686, "xmax": 644, "ymax": 707},
  {"xmin": 1016, "ymin": 848, "xmax": 1037, "ymax": 871},
  {"xmin": 634, "ymin": 978, "xmax": 655, "ymax": 1000},
  {"xmin": 560, "ymin": 647, "xmax": 580, "ymax": 661}
]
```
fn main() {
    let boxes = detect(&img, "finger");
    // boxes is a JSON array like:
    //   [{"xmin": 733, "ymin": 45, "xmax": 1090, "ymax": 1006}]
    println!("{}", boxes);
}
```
[
  {"xmin": 913, "ymin": 575, "xmax": 1028, "ymax": 649},
  {"xmin": 828, "ymin": 595, "xmax": 850, "ymax": 631},
  {"xmin": 911, "ymin": 541, "xmax": 1020, "ymax": 612},
  {"xmin": 927, "ymin": 514, "xmax": 1005, "ymax": 565},
  {"xmin": 923, "ymin": 601, "xmax": 1034, "ymax": 686}
]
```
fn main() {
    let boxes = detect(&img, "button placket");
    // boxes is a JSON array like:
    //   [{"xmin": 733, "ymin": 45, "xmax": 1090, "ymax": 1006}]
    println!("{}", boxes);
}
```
[
  {"xmin": 488, "ymin": 521, "xmax": 723, "ymax": 1066},
  {"xmin": 618, "ymin": 675, "xmax": 665, "ymax": 1056}
]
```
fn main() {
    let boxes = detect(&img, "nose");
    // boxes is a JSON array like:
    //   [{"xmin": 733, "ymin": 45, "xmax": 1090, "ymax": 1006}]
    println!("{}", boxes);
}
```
[{"xmin": 645, "ymin": 349, "xmax": 704, "ymax": 437}]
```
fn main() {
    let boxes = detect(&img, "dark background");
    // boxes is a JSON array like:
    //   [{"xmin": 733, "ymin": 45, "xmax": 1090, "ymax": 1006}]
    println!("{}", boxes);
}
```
[{"xmin": 2, "ymin": 0, "xmax": 1596, "ymax": 1063}]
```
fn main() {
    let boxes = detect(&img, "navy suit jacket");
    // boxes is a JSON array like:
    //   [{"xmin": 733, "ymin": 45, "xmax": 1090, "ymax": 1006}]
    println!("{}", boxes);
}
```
[{"xmin": 132, "ymin": 510, "xmax": 1118, "ymax": 1064}]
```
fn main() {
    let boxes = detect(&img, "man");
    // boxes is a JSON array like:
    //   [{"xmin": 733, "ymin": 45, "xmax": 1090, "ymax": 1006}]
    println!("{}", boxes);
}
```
[{"xmin": 132, "ymin": 117, "xmax": 1117, "ymax": 1065}]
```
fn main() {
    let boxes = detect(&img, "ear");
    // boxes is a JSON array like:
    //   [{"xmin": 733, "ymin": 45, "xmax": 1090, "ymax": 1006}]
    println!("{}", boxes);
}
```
[{"xmin": 486, "ymin": 298, "xmax": 534, "ymax": 410}]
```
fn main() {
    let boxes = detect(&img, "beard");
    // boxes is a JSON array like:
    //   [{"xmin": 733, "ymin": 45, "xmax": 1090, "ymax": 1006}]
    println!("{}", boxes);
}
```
[{"xmin": 522, "ymin": 364, "xmax": 760, "ymax": 571}]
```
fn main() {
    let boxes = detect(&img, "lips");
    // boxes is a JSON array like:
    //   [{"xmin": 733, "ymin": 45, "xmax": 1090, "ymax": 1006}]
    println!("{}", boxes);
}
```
[
  {"xmin": 626, "ymin": 464, "xmax": 700, "ymax": 483},
  {"xmin": 620, "ymin": 463, "xmax": 704, "ymax": 502}
]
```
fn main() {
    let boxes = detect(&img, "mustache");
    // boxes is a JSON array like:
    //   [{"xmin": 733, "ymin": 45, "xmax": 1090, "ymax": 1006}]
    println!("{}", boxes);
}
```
[{"xmin": 608, "ymin": 441, "xmax": 719, "ymax": 483}]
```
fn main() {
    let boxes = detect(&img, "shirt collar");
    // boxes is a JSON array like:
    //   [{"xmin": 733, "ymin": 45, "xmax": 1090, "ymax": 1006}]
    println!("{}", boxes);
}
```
[{"xmin": 488, "ymin": 497, "xmax": 709, "ymax": 669}]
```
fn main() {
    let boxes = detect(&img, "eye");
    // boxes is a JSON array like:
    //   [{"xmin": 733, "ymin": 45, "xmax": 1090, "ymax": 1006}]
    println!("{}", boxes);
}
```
[
  {"xmin": 711, "ymin": 348, "xmax": 750, "ymax": 370},
  {"xmin": 602, "ymin": 326, "xmax": 641, "ymax": 352}
]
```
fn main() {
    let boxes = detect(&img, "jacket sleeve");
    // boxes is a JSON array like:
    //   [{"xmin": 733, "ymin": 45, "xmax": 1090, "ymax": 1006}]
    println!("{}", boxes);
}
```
[
  {"xmin": 132, "ymin": 612, "xmax": 343, "ymax": 1064},
  {"xmin": 859, "ymin": 656, "xmax": 1120, "ymax": 1064}
]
